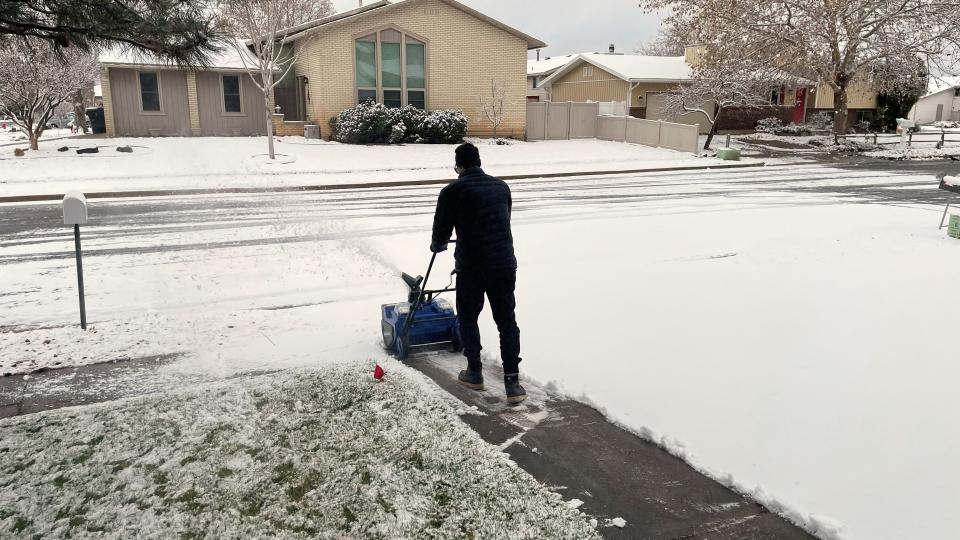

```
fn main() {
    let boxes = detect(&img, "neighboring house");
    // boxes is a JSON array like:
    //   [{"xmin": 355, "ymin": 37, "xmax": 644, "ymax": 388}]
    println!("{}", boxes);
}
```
[
  {"xmin": 99, "ymin": 44, "xmax": 267, "ymax": 137},
  {"xmin": 527, "ymin": 54, "xmax": 576, "ymax": 102},
  {"xmin": 99, "ymin": 0, "xmax": 545, "ymax": 139},
  {"xmin": 909, "ymin": 77, "xmax": 960, "ymax": 124},
  {"xmin": 810, "ymin": 78, "xmax": 879, "ymax": 127}
]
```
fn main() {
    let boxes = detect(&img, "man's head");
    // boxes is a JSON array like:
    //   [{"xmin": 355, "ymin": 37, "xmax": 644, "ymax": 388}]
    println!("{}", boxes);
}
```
[{"xmin": 454, "ymin": 143, "xmax": 481, "ymax": 174}]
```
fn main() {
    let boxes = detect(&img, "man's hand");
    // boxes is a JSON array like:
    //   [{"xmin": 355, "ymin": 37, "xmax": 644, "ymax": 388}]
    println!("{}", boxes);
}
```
[{"xmin": 430, "ymin": 242, "xmax": 448, "ymax": 253}]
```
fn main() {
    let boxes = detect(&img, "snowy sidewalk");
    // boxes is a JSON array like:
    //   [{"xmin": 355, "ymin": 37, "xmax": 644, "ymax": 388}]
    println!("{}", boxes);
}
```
[{"xmin": 0, "ymin": 136, "xmax": 760, "ymax": 200}]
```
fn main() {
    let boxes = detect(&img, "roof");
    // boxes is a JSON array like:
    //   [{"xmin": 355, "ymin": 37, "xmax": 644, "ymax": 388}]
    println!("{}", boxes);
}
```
[
  {"xmin": 99, "ymin": 39, "xmax": 260, "ymax": 72},
  {"xmin": 283, "ymin": 0, "xmax": 546, "ymax": 49},
  {"xmin": 528, "ymin": 55, "xmax": 576, "ymax": 77},
  {"xmin": 539, "ymin": 53, "xmax": 693, "ymax": 86},
  {"xmin": 924, "ymin": 76, "xmax": 960, "ymax": 97}
]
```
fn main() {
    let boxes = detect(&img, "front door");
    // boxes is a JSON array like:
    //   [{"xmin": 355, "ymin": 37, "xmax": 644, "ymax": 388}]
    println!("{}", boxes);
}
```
[{"xmin": 794, "ymin": 88, "xmax": 807, "ymax": 124}]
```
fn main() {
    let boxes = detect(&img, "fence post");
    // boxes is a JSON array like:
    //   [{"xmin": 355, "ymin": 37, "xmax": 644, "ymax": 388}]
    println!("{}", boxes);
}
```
[
  {"xmin": 568, "ymin": 101, "xmax": 573, "ymax": 140},
  {"xmin": 908, "ymin": 132, "xmax": 913, "ymax": 147},
  {"xmin": 623, "ymin": 115, "xmax": 628, "ymax": 142},
  {"xmin": 657, "ymin": 120, "xmax": 663, "ymax": 147},
  {"xmin": 874, "ymin": 133, "xmax": 877, "ymax": 145},
  {"xmin": 544, "ymin": 101, "xmax": 550, "ymax": 141}
]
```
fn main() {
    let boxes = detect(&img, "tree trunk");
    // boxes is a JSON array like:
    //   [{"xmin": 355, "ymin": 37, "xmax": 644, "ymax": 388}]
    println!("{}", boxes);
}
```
[
  {"xmin": 73, "ymin": 90, "xmax": 89, "ymax": 133},
  {"xmin": 833, "ymin": 85, "xmax": 848, "ymax": 138},
  {"xmin": 29, "ymin": 132, "xmax": 39, "ymax": 151},
  {"xmin": 703, "ymin": 107, "xmax": 722, "ymax": 150},
  {"xmin": 264, "ymin": 92, "xmax": 275, "ymax": 160}
]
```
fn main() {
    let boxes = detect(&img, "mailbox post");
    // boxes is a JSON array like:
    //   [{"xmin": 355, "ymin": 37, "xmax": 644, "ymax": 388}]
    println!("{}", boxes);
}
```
[{"xmin": 63, "ymin": 192, "xmax": 88, "ymax": 329}]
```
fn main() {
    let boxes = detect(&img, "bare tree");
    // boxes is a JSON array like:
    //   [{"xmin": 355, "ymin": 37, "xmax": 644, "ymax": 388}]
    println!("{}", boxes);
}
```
[
  {"xmin": 0, "ymin": 38, "xmax": 98, "ymax": 150},
  {"xmin": 639, "ymin": 0, "xmax": 960, "ymax": 136},
  {"xmin": 662, "ymin": 32, "xmax": 783, "ymax": 150},
  {"xmin": 635, "ymin": 26, "xmax": 687, "ymax": 56},
  {"xmin": 220, "ymin": 0, "xmax": 334, "ymax": 159},
  {"xmin": 479, "ymin": 78, "xmax": 507, "ymax": 138}
]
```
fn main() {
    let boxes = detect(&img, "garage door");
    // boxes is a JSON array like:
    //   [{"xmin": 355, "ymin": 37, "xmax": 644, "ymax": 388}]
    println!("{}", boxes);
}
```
[{"xmin": 646, "ymin": 93, "xmax": 714, "ymax": 135}]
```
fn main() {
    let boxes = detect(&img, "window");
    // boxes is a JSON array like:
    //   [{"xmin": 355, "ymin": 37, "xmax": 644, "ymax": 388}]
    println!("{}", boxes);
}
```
[
  {"xmin": 582, "ymin": 65, "xmax": 594, "ymax": 77},
  {"xmin": 354, "ymin": 29, "xmax": 428, "ymax": 109},
  {"xmin": 222, "ymin": 75, "xmax": 242, "ymax": 113},
  {"xmin": 955, "ymin": 87, "xmax": 960, "ymax": 97},
  {"xmin": 406, "ymin": 37, "xmax": 426, "ymax": 109},
  {"xmin": 138, "ymin": 72, "xmax": 161, "ymax": 112},
  {"xmin": 770, "ymin": 88, "xmax": 781, "ymax": 106},
  {"xmin": 355, "ymin": 34, "xmax": 377, "ymax": 103}
]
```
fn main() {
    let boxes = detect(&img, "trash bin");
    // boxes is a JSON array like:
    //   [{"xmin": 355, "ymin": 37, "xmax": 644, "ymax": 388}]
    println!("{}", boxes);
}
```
[
  {"xmin": 86, "ymin": 107, "xmax": 105, "ymax": 134},
  {"xmin": 304, "ymin": 125, "xmax": 320, "ymax": 139}
]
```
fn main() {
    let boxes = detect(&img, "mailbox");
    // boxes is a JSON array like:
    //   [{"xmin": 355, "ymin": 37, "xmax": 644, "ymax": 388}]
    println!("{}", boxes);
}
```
[{"xmin": 63, "ymin": 191, "xmax": 88, "ymax": 226}]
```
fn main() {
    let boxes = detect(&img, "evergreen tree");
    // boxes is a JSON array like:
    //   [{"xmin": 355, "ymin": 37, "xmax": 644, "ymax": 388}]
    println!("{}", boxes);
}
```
[{"xmin": 0, "ymin": 0, "xmax": 221, "ymax": 64}]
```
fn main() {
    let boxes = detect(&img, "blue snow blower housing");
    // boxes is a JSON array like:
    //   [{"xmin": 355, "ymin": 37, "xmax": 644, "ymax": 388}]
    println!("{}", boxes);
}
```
[{"xmin": 381, "ymin": 241, "xmax": 461, "ymax": 360}]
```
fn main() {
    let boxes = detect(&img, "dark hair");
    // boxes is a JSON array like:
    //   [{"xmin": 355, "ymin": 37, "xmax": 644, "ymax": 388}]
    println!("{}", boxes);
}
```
[{"xmin": 455, "ymin": 143, "xmax": 481, "ymax": 168}]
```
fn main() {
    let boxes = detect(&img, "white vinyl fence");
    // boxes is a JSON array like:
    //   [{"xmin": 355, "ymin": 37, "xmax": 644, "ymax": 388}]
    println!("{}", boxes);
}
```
[{"xmin": 527, "ymin": 101, "xmax": 699, "ymax": 154}]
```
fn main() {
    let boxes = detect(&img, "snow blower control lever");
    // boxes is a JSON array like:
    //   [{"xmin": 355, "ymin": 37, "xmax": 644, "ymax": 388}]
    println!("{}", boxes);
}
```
[{"xmin": 380, "ymin": 241, "xmax": 462, "ymax": 360}]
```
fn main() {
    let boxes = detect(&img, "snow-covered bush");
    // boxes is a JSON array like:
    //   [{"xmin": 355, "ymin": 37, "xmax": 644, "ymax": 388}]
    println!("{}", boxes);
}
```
[
  {"xmin": 420, "ymin": 109, "xmax": 468, "ymax": 144},
  {"xmin": 808, "ymin": 112, "xmax": 834, "ymax": 131},
  {"xmin": 755, "ymin": 117, "xmax": 783, "ymax": 133},
  {"xmin": 330, "ymin": 102, "xmax": 467, "ymax": 144}
]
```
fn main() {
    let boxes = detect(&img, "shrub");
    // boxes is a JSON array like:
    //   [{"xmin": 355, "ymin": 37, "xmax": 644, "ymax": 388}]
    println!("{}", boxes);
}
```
[
  {"xmin": 330, "ymin": 102, "xmax": 467, "ymax": 144},
  {"xmin": 808, "ymin": 112, "xmax": 834, "ymax": 131},
  {"xmin": 419, "ymin": 110, "xmax": 469, "ymax": 144},
  {"xmin": 755, "ymin": 117, "xmax": 783, "ymax": 133}
]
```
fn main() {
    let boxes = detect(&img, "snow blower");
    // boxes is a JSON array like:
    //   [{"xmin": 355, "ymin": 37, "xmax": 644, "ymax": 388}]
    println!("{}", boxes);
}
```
[{"xmin": 381, "ymin": 241, "xmax": 461, "ymax": 360}]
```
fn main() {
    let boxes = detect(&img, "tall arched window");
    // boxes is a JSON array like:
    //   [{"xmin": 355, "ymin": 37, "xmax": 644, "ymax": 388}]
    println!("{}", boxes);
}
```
[{"xmin": 354, "ymin": 28, "xmax": 428, "ymax": 109}]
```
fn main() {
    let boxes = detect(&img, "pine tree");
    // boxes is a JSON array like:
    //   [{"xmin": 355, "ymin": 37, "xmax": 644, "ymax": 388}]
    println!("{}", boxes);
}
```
[{"xmin": 0, "ymin": 0, "xmax": 222, "ymax": 64}]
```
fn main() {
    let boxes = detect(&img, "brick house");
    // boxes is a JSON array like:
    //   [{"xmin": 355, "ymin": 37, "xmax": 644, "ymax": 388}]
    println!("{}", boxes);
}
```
[{"xmin": 98, "ymin": 0, "xmax": 545, "ymax": 139}]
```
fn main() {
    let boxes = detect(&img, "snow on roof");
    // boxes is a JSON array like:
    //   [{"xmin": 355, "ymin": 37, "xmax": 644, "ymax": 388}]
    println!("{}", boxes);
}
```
[
  {"xmin": 926, "ymin": 76, "xmax": 960, "ymax": 96},
  {"xmin": 539, "ymin": 53, "xmax": 693, "ymax": 87},
  {"xmin": 528, "ymin": 55, "xmax": 576, "ymax": 77},
  {"xmin": 98, "ymin": 39, "xmax": 259, "ymax": 71},
  {"xmin": 284, "ymin": 0, "xmax": 546, "ymax": 49}
]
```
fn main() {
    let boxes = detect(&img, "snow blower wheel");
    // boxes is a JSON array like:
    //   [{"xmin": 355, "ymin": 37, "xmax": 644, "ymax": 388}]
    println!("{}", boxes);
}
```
[{"xmin": 380, "ymin": 241, "xmax": 459, "ymax": 361}]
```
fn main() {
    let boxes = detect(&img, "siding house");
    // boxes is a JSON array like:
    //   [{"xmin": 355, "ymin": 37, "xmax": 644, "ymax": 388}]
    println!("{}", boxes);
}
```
[
  {"xmin": 909, "ymin": 77, "xmax": 960, "ymax": 124},
  {"xmin": 99, "ymin": 0, "xmax": 545, "ymax": 139},
  {"xmin": 99, "ymin": 45, "xmax": 266, "ymax": 137},
  {"xmin": 527, "ymin": 54, "xmax": 575, "ymax": 102}
]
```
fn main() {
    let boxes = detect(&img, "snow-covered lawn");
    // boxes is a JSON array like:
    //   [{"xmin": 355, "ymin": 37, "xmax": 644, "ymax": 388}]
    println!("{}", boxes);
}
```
[
  {"xmin": 2, "ymin": 163, "xmax": 958, "ymax": 539},
  {"xmin": 0, "ymin": 127, "xmax": 82, "ymax": 146},
  {"xmin": 0, "ymin": 136, "xmax": 726, "ymax": 197},
  {"xmin": 0, "ymin": 360, "xmax": 598, "ymax": 538},
  {"xmin": 730, "ymin": 131, "xmax": 960, "ymax": 160}
]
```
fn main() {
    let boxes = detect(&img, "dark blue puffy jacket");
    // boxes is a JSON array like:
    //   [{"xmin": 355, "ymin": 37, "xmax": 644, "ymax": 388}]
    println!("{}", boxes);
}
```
[{"xmin": 431, "ymin": 166, "xmax": 517, "ymax": 271}]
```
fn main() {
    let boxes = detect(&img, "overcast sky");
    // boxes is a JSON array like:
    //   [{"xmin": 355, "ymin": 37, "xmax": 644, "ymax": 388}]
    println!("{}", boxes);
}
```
[{"xmin": 330, "ymin": 0, "xmax": 665, "ymax": 59}]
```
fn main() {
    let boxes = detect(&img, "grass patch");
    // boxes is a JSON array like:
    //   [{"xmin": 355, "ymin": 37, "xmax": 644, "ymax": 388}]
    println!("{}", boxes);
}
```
[{"xmin": 0, "ymin": 362, "xmax": 598, "ymax": 539}]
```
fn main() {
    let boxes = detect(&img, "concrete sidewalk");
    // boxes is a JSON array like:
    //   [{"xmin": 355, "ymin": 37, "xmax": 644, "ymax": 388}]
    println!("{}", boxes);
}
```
[
  {"xmin": 0, "ymin": 161, "xmax": 764, "ymax": 204},
  {"xmin": 409, "ymin": 353, "xmax": 816, "ymax": 540}
]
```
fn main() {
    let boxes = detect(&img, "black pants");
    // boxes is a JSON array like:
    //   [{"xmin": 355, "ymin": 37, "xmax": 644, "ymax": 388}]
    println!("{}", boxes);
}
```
[{"xmin": 456, "ymin": 269, "xmax": 521, "ymax": 374}]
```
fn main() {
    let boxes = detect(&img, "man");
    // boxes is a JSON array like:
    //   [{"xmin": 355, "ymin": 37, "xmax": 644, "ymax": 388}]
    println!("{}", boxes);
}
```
[{"xmin": 431, "ymin": 143, "xmax": 526, "ymax": 404}]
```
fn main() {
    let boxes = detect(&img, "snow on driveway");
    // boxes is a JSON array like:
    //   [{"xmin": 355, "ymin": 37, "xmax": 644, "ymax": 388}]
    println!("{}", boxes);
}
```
[
  {"xmin": 2, "ymin": 162, "xmax": 958, "ymax": 540},
  {"xmin": 0, "ymin": 136, "xmax": 724, "ymax": 197},
  {"xmin": 0, "ymin": 361, "xmax": 598, "ymax": 539}
]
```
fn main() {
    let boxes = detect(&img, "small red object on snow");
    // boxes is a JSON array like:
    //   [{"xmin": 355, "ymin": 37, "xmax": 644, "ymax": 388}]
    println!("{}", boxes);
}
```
[{"xmin": 373, "ymin": 364, "xmax": 385, "ymax": 381}]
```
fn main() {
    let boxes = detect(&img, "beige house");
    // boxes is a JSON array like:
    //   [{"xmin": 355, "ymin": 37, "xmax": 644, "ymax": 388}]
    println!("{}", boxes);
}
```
[{"xmin": 99, "ymin": 0, "xmax": 545, "ymax": 139}]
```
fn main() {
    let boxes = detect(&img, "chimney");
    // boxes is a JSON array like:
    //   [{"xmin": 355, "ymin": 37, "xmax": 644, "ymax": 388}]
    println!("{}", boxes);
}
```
[
  {"xmin": 609, "ymin": 44, "xmax": 615, "ymax": 54},
  {"xmin": 537, "ymin": 49, "xmax": 541, "ymax": 61}
]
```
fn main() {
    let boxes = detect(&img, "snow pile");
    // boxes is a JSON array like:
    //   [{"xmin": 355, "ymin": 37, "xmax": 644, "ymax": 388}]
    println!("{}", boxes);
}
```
[
  {"xmin": 0, "ymin": 361, "xmax": 599, "ymax": 539},
  {"xmin": 866, "ymin": 145, "xmax": 960, "ymax": 160}
]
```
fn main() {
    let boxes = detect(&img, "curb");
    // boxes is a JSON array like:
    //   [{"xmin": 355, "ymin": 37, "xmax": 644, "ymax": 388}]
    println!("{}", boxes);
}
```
[{"xmin": 0, "ymin": 161, "xmax": 765, "ymax": 204}]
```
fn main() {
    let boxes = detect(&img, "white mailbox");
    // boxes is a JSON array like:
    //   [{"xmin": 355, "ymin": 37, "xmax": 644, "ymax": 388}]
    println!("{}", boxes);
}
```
[{"xmin": 63, "ymin": 191, "xmax": 88, "ymax": 226}]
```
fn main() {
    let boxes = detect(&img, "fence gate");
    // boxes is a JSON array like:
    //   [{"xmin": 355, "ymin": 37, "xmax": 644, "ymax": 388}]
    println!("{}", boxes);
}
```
[{"xmin": 526, "ymin": 101, "xmax": 600, "ymax": 140}]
